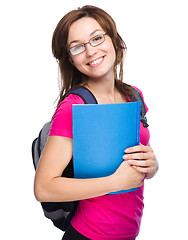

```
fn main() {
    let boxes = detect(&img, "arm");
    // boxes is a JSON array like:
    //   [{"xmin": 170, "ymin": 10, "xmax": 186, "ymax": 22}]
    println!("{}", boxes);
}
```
[
  {"xmin": 124, "ymin": 143, "xmax": 159, "ymax": 179},
  {"xmin": 34, "ymin": 135, "xmax": 144, "ymax": 202}
]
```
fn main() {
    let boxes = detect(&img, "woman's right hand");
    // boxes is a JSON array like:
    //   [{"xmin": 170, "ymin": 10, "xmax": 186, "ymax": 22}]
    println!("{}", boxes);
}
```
[{"xmin": 112, "ymin": 160, "xmax": 145, "ymax": 191}]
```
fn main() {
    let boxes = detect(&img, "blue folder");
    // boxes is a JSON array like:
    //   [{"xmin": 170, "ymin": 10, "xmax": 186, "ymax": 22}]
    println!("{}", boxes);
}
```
[{"xmin": 72, "ymin": 101, "xmax": 140, "ymax": 194}]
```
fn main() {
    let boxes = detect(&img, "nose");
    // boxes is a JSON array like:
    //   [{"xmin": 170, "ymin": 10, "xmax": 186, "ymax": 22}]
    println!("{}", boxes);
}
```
[{"xmin": 85, "ymin": 43, "xmax": 98, "ymax": 57}]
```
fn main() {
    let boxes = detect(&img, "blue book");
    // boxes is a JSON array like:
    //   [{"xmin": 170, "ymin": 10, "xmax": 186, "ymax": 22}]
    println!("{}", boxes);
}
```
[{"xmin": 72, "ymin": 101, "xmax": 140, "ymax": 194}]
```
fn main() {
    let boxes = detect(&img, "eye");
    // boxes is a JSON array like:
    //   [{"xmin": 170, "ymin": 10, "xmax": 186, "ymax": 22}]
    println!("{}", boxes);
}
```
[
  {"xmin": 92, "ymin": 35, "xmax": 103, "ymax": 42},
  {"xmin": 72, "ymin": 44, "xmax": 84, "ymax": 51},
  {"xmin": 90, "ymin": 34, "xmax": 105, "ymax": 47},
  {"xmin": 69, "ymin": 44, "xmax": 85, "ymax": 55}
]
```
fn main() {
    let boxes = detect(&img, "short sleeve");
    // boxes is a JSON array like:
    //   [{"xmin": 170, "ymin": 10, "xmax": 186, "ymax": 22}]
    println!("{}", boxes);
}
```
[{"xmin": 49, "ymin": 94, "xmax": 85, "ymax": 139}]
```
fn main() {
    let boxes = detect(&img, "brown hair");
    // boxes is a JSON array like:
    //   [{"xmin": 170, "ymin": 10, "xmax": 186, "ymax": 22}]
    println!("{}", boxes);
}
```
[{"xmin": 52, "ymin": 5, "xmax": 136, "ymax": 104}]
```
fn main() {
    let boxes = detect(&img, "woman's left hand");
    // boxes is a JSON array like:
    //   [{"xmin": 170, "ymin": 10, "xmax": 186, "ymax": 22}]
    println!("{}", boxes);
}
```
[{"xmin": 123, "ymin": 144, "xmax": 158, "ymax": 179}]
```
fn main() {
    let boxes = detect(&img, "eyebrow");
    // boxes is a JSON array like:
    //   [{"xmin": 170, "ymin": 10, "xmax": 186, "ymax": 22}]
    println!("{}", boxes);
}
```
[{"xmin": 68, "ymin": 29, "xmax": 104, "ymax": 47}]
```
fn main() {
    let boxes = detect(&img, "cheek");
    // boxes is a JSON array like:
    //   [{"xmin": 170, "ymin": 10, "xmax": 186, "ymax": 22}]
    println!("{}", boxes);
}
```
[
  {"xmin": 71, "ymin": 57, "xmax": 88, "ymax": 76},
  {"xmin": 105, "ymin": 41, "xmax": 116, "ymax": 63},
  {"xmin": 112, "ymin": 47, "xmax": 116, "ymax": 63},
  {"xmin": 71, "ymin": 56, "xmax": 84, "ymax": 69}
]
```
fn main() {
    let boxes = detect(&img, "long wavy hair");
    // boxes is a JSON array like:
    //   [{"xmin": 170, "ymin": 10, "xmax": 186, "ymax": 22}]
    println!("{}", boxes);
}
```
[{"xmin": 52, "ymin": 5, "xmax": 136, "ymax": 105}]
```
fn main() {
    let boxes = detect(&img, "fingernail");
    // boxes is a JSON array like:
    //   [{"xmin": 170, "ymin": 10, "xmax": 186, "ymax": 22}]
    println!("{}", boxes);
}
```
[{"xmin": 128, "ymin": 160, "xmax": 133, "ymax": 164}]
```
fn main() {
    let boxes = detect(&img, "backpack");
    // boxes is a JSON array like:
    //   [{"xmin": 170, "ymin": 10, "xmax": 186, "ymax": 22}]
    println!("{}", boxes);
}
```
[{"xmin": 32, "ymin": 86, "xmax": 148, "ymax": 231}]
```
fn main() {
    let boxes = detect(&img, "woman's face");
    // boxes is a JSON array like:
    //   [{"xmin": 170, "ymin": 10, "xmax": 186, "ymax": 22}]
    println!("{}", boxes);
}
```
[{"xmin": 67, "ymin": 17, "xmax": 116, "ymax": 80}]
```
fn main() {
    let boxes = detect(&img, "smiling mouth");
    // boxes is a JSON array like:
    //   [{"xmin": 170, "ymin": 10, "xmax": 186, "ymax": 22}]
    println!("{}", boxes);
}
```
[{"xmin": 87, "ymin": 56, "xmax": 105, "ymax": 66}]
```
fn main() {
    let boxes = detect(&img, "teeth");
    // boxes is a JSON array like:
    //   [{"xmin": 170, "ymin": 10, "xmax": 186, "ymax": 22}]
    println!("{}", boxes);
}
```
[{"xmin": 89, "ymin": 57, "xmax": 103, "ymax": 66}]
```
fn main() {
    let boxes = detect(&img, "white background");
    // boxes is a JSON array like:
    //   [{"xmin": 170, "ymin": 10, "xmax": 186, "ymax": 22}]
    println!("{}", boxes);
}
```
[{"xmin": 1, "ymin": 0, "xmax": 187, "ymax": 239}]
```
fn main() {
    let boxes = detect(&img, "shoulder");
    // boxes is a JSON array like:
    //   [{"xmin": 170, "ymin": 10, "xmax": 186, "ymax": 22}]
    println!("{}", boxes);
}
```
[
  {"xmin": 55, "ymin": 94, "xmax": 85, "ymax": 116},
  {"xmin": 131, "ymin": 86, "xmax": 144, "ymax": 98},
  {"xmin": 52, "ymin": 93, "xmax": 85, "ymax": 125},
  {"xmin": 49, "ymin": 94, "xmax": 85, "ymax": 138},
  {"xmin": 131, "ymin": 86, "xmax": 148, "ymax": 113},
  {"xmin": 59, "ymin": 94, "xmax": 85, "ymax": 108}
]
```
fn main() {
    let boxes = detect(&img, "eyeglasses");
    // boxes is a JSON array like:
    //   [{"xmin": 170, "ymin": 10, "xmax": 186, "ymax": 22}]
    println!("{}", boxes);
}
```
[{"xmin": 69, "ymin": 33, "xmax": 107, "ymax": 56}]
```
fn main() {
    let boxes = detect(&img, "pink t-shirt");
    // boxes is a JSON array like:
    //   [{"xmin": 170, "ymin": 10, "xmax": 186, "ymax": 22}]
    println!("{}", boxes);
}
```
[{"xmin": 49, "ymin": 88, "xmax": 150, "ymax": 240}]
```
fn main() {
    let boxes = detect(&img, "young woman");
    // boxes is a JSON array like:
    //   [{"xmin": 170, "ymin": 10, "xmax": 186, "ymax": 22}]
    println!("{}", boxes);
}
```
[{"xmin": 34, "ymin": 5, "xmax": 158, "ymax": 240}]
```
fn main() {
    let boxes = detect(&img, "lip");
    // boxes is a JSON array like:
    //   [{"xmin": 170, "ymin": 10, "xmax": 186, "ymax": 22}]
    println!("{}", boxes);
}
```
[{"xmin": 87, "ymin": 56, "xmax": 105, "ymax": 67}]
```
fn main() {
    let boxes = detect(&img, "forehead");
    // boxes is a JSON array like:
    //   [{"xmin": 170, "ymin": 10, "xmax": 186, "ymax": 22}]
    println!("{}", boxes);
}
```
[{"xmin": 67, "ymin": 17, "xmax": 104, "ymax": 44}]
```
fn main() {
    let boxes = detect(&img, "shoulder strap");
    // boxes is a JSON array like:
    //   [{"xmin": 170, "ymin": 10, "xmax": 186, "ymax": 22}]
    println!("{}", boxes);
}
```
[
  {"xmin": 131, "ymin": 88, "xmax": 149, "ymax": 127},
  {"xmin": 69, "ymin": 86, "xmax": 98, "ymax": 104}
]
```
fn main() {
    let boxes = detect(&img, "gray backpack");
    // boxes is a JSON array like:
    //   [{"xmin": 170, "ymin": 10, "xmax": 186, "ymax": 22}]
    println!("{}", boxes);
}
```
[{"xmin": 32, "ymin": 86, "xmax": 97, "ymax": 231}]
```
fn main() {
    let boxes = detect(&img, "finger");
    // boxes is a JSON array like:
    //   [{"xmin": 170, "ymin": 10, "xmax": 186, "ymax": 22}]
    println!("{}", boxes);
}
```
[
  {"xmin": 127, "ymin": 159, "xmax": 152, "ymax": 167},
  {"xmin": 125, "ymin": 144, "xmax": 150, "ymax": 154},
  {"xmin": 123, "ymin": 152, "xmax": 151, "ymax": 160},
  {"xmin": 133, "ymin": 165, "xmax": 154, "ymax": 174}
]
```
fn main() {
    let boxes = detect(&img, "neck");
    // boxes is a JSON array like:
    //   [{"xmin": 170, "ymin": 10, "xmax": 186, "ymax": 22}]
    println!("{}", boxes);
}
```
[{"xmin": 85, "ymin": 75, "xmax": 118, "ymax": 103}]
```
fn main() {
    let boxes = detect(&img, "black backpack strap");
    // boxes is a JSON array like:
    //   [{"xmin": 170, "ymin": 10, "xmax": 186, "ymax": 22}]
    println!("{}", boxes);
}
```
[
  {"xmin": 131, "ymin": 88, "xmax": 149, "ymax": 128},
  {"xmin": 69, "ymin": 86, "xmax": 98, "ymax": 104}
]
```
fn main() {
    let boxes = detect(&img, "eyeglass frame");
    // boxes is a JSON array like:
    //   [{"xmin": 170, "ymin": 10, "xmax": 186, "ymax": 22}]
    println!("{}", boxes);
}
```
[{"xmin": 68, "ymin": 33, "xmax": 107, "ymax": 56}]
